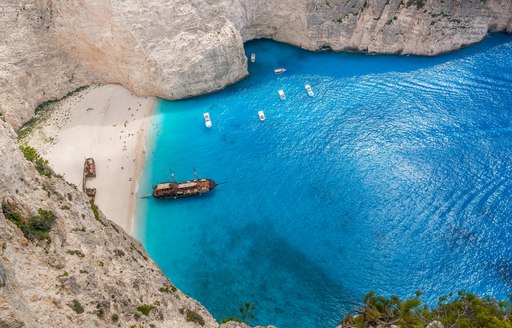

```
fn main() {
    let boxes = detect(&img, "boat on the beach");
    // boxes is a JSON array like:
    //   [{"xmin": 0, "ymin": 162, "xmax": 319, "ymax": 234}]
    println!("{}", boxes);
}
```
[
  {"xmin": 305, "ymin": 84, "xmax": 314, "ymax": 97},
  {"xmin": 251, "ymin": 53, "xmax": 256, "ymax": 62},
  {"xmin": 258, "ymin": 110, "xmax": 265, "ymax": 121},
  {"xmin": 203, "ymin": 112, "xmax": 212, "ymax": 128},
  {"xmin": 152, "ymin": 171, "xmax": 217, "ymax": 199},
  {"xmin": 274, "ymin": 68, "xmax": 286, "ymax": 74},
  {"xmin": 278, "ymin": 90, "xmax": 286, "ymax": 100},
  {"xmin": 83, "ymin": 158, "xmax": 97, "ymax": 198},
  {"xmin": 84, "ymin": 158, "xmax": 96, "ymax": 177}
]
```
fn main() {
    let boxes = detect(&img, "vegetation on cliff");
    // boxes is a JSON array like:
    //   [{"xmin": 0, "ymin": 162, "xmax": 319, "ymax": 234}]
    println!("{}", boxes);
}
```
[
  {"xmin": 2, "ymin": 202, "xmax": 56, "ymax": 241},
  {"xmin": 341, "ymin": 290, "xmax": 512, "ymax": 327},
  {"xmin": 19, "ymin": 145, "xmax": 54, "ymax": 177}
]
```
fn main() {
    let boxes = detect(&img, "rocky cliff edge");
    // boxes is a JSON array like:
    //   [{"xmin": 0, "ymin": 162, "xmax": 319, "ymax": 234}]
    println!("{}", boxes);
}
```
[{"xmin": 1, "ymin": 0, "xmax": 511, "ymax": 128}]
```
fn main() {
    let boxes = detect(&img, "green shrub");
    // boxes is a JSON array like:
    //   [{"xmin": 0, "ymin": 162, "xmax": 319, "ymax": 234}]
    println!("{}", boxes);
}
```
[
  {"xmin": 136, "ymin": 304, "xmax": 154, "ymax": 316},
  {"xmin": 113, "ymin": 249, "xmax": 125, "ymax": 257},
  {"xmin": 89, "ymin": 198, "xmax": 100, "ymax": 221},
  {"xmin": 221, "ymin": 317, "xmax": 243, "ymax": 324},
  {"xmin": 19, "ymin": 145, "xmax": 53, "ymax": 177},
  {"xmin": 159, "ymin": 284, "xmax": 177, "ymax": 293},
  {"xmin": 2, "ymin": 203, "xmax": 56, "ymax": 241},
  {"xmin": 68, "ymin": 299, "xmax": 84, "ymax": 314},
  {"xmin": 185, "ymin": 310, "xmax": 205, "ymax": 326},
  {"xmin": 66, "ymin": 250, "xmax": 85, "ymax": 258},
  {"xmin": 111, "ymin": 313, "xmax": 119, "ymax": 323},
  {"xmin": 342, "ymin": 291, "xmax": 512, "ymax": 327},
  {"xmin": 223, "ymin": 302, "xmax": 256, "ymax": 324}
]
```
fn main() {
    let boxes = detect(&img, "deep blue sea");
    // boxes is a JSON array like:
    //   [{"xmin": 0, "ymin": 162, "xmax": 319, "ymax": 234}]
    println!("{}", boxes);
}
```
[{"xmin": 136, "ymin": 35, "xmax": 512, "ymax": 327}]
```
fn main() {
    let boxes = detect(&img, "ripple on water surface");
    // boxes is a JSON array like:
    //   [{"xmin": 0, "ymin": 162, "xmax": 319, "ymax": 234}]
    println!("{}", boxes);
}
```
[{"xmin": 137, "ymin": 35, "xmax": 512, "ymax": 327}]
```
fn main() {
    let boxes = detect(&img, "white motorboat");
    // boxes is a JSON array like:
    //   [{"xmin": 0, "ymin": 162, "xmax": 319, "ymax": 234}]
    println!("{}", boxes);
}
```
[
  {"xmin": 274, "ymin": 68, "xmax": 286, "ymax": 74},
  {"xmin": 251, "ymin": 53, "xmax": 256, "ymax": 63},
  {"xmin": 305, "ymin": 84, "xmax": 314, "ymax": 97},
  {"xmin": 258, "ymin": 110, "xmax": 265, "ymax": 121},
  {"xmin": 203, "ymin": 112, "xmax": 212, "ymax": 128},
  {"xmin": 278, "ymin": 90, "xmax": 286, "ymax": 100}
]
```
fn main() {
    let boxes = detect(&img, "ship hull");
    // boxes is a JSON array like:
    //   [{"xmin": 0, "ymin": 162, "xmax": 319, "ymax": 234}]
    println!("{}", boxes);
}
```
[
  {"xmin": 152, "ymin": 178, "xmax": 217, "ymax": 199},
  {"xmin": 153, "ymin": 190, "xmax": 210, "ymax": 199}
]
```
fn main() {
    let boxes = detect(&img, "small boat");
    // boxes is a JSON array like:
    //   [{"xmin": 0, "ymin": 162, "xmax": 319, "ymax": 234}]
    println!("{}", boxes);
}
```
[
  {"xmin": 152, "ymin": 170, "xmax": 217, "ymax": 199},
  {"xmin": 251, "ymin": 53, "xmax": 256, "ymax": 63},
  {"xmin": 278, "ymin": 90, "xmax": 286, "ymax": 100},
  {"xmin": 274, "ymin": 68, "xmax": 286, "ymax": 74},
  {"xmin": 305, "ymin": 84, "xmax": 314, "ymax": 97},
  {"xmin": 258, "ymin": 110, "xmax": 265, "ymax": 121},
  {"xmin": 203, "ymin": 112, "xmax": 212, "ymax": 128}
]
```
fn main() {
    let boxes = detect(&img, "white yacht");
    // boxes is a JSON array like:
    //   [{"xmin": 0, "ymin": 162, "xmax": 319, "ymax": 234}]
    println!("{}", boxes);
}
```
[
  {"xmin": 278, "ymin": 90, "xmax": 286, "ymax": 100},
  {"xmin": 305, "ymin": 84, "xmax": 314, "ymax": 97},
  {"xmin": 203, "ymin": 112, "xmax": 212, "ymax": 128},
  {"xmin": 258, "ymin": 110, "xmax": 265, "ymax": 121}
]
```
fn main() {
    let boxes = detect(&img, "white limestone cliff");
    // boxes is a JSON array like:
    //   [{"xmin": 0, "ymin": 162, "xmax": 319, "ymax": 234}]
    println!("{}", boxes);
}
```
[{"xmin": 1, "ymin": 0, "xmax": 511, "ymax": 128}]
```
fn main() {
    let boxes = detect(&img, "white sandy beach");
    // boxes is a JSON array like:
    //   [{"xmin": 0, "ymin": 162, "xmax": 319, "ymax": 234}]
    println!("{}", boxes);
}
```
[{"xmin": 25, "ymin": 84, "xmax": 155, "ymax": 235}]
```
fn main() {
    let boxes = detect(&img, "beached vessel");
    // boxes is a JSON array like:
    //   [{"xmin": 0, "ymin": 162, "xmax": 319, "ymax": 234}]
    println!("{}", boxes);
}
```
[
  {"xmin": 83, "ymin": 158, "xmax": 97, "ymax": 198},
  {"xmin": 203, "ymin": 112, "xmax": 212, "ymax": 128},
  {"xmin": 85, "ymin": 187, "xmax": 97, "ymax": 198},
  {"xmin": 258, "ymin": 110, "xmax": 265, "ymax": 121},
  {"xmin": 152, "ymin": 171, "xmax": 217, "ymax": 199},
  {"xmin": 84, "ymin": 158, "xmax": 96, "ymax": 177},
  {"xmin": 278, "ymin": 90, "xmax": 286, "ymax": 100},
  {"xmin": 251, "ymin": 53, "xmax": 256, "ymax": 62},
  {"xmin": 305, "ymin": 84, "xmax": 314, "ymax": 97},
  {"xmin": 274, "ymin": 68, "xmax": 286, "ymax": 74}
]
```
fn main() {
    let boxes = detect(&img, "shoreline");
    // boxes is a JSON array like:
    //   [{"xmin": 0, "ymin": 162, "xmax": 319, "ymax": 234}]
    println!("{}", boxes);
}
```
[
  {"xmin": 127, "ymin": 98, "xmax": 156, "ymax": 235},
  {"xmin": 23, "ymin": 84, "xmax": 155, "ymax": 235}
]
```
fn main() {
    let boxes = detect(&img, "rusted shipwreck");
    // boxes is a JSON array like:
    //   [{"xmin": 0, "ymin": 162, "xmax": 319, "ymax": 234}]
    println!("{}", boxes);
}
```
[{"xmin": 83, "ymin": 158, "xmax": 96, "ymax": 197}]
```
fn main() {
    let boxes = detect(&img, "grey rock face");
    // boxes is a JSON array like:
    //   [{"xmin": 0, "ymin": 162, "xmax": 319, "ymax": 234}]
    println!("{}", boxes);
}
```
[{"xmin": 0, "ymin": 119, "xmax": 219, "ymax": 327}]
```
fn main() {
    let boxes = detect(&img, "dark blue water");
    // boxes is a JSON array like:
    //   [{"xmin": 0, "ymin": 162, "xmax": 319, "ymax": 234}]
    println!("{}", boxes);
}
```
[{"xmin": 136, "ymin": 35, "xmax": 512, "ymax": 327}]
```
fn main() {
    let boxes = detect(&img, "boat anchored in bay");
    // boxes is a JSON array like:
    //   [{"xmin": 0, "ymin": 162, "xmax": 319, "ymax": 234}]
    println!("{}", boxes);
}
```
[
  {"xmin": 152, "ymin": 170, "xmax": 218, "ymax": 199},
  {"xmin": 305, "ymin": 84, "xmax": 314, "ymax": 97},
  {"xmin": 258, "ymin": 110, "xmax": 266, "ymax": 121},
  {"xmin": 203, "ymin": 112, "xmax": 212, "ymax": 128},
  {"xmin": 278, "ymin": 89, "xmax": 286, "ymax": 100}
]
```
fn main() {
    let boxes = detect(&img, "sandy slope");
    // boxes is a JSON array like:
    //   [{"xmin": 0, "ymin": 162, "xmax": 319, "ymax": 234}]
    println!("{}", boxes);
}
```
[{"xmin": 25, "ymin": 84, "xmax": 155, "ymax": 235}]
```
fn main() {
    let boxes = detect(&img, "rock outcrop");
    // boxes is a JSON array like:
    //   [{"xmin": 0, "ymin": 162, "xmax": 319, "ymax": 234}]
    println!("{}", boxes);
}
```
[
  {"xmin": 0, "ymin": 120, "xmax": 221, "ymax": 327},
  {"xmin": 1, "ymin": 0, "xmax": 511, "ymax": 128}
]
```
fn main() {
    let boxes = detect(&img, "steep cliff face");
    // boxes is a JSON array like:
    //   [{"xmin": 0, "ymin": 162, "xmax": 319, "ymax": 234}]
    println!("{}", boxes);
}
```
[
  {"xmin": 0, "ymin": 121, "xmax": 222, "ymax": 327},
  {"xmin": 1, "ymin": 0, "xmax": 511, "ymax": 128},
  {"xmin": 46, "ymin": 0, "xmax": 512, "ymax": 99},
  {"xmin": 0, "ymin": 1, "xmax": 100, "ymax": 129}
]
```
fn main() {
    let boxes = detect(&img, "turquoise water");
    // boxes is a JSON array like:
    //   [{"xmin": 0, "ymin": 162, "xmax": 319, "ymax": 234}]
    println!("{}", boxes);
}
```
[{"xmin": 137, "ymin": 35, "xmax": 512, "ymax": 327}]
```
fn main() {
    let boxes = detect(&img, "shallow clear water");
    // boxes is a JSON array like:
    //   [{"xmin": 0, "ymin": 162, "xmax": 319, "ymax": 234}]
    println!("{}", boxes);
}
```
[{"xmin": 137, "ymin": 35, "xmax": 512, "ymax": 327}]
